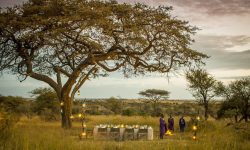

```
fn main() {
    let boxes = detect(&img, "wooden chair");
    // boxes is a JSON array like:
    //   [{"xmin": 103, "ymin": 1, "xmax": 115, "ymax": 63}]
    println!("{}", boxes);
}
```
[
  {"xmin": 97, "ymin": 128, "xmax": 108, "ymax": 139},
  {"xmin": 123, "ymin": 128, "xmax": 135, "ymax": 140},
  {"xmin": 109, "ymin": 128, "xmax": 120, "ymax": 140},
  {"xmin": 137, "ymin": 129, "xmax": 148, "ymax": 140}
]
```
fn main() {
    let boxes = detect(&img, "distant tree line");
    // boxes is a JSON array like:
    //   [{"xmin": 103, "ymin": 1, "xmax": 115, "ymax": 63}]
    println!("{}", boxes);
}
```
[{"xmin": 1, "ymin": 74, "xmax": 249, "ymax": 123}]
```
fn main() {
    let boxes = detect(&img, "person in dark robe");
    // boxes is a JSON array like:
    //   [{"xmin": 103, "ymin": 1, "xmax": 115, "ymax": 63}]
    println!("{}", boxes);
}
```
[
  {"xmin": 179, "ymin": 116, "xmax": 186, "ymax": 132},
  {"xmin": 159, "ymin": 113, "xmax": 167, "ymax": 139},
  {"xmin": 168, "ymin": 114, "xmax": 174, "ymax": 132}
]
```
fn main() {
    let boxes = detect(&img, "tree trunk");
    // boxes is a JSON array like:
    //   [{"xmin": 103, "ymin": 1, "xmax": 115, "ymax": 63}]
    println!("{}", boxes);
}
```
[
  {"xmin": 244, "ymin": 114, "xmax": 248, "ymax": 122},
  {"xmin": 234, "ymin": 115, "xmax": 238, "ymax": 123},
  {"xmin": 61, "ymin": 97, "xmax": 72, "ymax": 129},
  {"xmin": 204, "ymin": 103, "xmax": 208, "ymax": 121}
]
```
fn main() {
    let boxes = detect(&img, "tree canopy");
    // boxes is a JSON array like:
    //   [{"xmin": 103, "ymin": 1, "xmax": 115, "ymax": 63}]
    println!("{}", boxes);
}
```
[
  {"xmin": 139, "ymin": 89, "xmax": 170, "ymax": 101},
  {"xmin": 139, "ymin": 89, "xmax": 170, "ymax": 116},
  {"xmin": 0, "ymin": 0, "xmax": 207, "ymax": 128},
  {"xmin": 186, "ymin": 69, "xmax": 221, "ymax": 120},
  {"xmin": 217, "ymin": 76, "xmax": 250, "ymax": 122}
]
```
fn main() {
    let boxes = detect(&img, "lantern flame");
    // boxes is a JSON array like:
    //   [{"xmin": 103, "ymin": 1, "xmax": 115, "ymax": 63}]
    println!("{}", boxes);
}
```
[
  {"xmin": 192, "ymin": 126, "xmax": 197, "ymax": 131},
  {"xmin": 81, "ymin": 132, "xmax": 86, "ymax": 136},
  {"xmin": 165, "ymin": 130, "xmax": 173, "ymax": 135},
  {"xmin": 192, "ymin": 136, "xmax": 196, "ymax": 140},
  {"xmin": 82, "ymin": 103, "xmax": 86, "ymax": 108}
]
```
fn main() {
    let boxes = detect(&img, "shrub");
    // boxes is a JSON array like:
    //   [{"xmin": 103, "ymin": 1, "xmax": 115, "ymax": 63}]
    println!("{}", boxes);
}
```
[{"xmin": 122, "ymin": 108, "xmax": 137, "ymax": 116}]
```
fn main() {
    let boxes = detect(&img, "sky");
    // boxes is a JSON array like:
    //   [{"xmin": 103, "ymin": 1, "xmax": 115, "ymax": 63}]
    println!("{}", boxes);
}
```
[{"xmin": 0, "ymin": 0, "xmax": 250, "ymax": 99}]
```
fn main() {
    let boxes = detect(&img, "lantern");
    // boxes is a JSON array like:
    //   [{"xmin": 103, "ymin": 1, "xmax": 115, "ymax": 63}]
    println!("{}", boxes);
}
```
[
  {"xmin": 192, "ymin": 136, "xmax": 196, "ymax": 140},
  {"xmin": 82, "ymin": 103, "xmax": 86, "ymax": 108},
  {"xmin": 192, "ymin": 126, "xmax": 197, "ymax": 131}
]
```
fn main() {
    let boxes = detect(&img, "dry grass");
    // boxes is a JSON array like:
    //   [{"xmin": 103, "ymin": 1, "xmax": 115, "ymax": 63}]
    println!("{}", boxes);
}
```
[{"xmin": 0, "ymin": 115, "xmax": 249, "ymax": 150}]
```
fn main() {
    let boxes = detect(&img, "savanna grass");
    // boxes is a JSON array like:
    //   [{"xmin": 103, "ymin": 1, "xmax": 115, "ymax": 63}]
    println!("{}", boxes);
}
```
[{"xmin": 0, "ymin": 115, "xmax": 249, "ymax": 150}]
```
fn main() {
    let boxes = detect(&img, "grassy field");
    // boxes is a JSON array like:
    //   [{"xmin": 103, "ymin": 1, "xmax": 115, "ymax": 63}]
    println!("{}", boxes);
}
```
[{"xmin": 1, "ymin": 115, "xmax": 249, "ymax": 150}]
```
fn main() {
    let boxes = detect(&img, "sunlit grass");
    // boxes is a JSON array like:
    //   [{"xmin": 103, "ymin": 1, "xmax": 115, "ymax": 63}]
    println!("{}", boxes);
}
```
[{"xmin": 1, "ymin": 115, "xmax": 249, "ymax": 150}]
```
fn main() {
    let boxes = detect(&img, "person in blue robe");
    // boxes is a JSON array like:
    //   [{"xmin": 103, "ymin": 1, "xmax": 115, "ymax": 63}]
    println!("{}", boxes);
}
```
[
  {"xmin": 179, "ymin": 116, "xmax": 186, "ymax": 132},
  {"xmin": 168, "ymin": 114, "xmax": 174, "ymax": 132},
  {"xmin": 159, "ymin": 113, "xmax": 167, "ymax": 139}
]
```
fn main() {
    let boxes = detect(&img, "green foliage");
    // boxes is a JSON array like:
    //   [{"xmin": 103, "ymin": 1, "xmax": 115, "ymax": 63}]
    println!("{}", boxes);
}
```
[
  {"xmin": 0, "ymin": 0, "xmax": 207, "ymax": 128},
  {"xmin": 0, "ymin": 96, "xmax": 26, "ymax": 113},
  {"xmin": 139, "ymin": 89, "xmax": 170, "ymax": 116},
  {"xmin": 31, "ymin": 88, "xmax": 60, "ymax": 121},
  {"xmin": 186, "ymin": 69, "xmax": 221, "ymax": 120},
  {"xmin": 217, "ymin": 76, "xmax": 250, "ymax": 122},
  {"xmin": 122, "ymin": 108, "xmax": 136, "ymax": 116},
  {"xmin": 186, "ymin": 69, "xmax": 221, "ymax": 103},
  {"xmin": 105, "ymin": 97, "xmax": 123, "ymax": 115},
  {"xmin": 139, "ymin": 89, "xmax": 170, "ymax": 100}
]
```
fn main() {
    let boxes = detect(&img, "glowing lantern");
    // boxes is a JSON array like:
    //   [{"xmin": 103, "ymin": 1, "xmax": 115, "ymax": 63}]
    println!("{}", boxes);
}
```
[
  {"xmin": 120, "ymin": 124, "xmax": 124, "ymax": 128},
  {"xmin": 81, "ymin": 132, "xmax": 86, "ymax": 136},
  {"xmin": 60, "ymin": 102, "xmax": 64, "ymax": 106},
  {"xmin": 165, "ymin": 130, "xmax": 173, "ymax": 135},
  {"xmin": 70, "ymin": 115, "xmax": 74, "ymax": 119},
  {"xmin": 196, "ymin": 116, "xmax": 200, "ymax": 121},
  {"xmin": 83, "ymin": 124, "xmax": 86, "ymax": 128},
  {"xmin": 192, "ymin": 136, "xmax": 196, "ymax": 140},
  {"xmin": 82, "ymin": 103, "xmax": 86, "ymax": 108},
  {"xmin": 78, "ymin": 114, "xmax": 82, "ymax": 118},
  {"xmin": 192, "ymin": 126, "xmax": 197, "ymax": 131}
]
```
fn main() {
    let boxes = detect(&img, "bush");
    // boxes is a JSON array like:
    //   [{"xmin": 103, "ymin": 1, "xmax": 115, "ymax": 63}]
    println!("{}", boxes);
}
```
[
  {"xmin": 105, "ymin": 97, "xmax": 123, "ymax": 115},
  {"xmin": 39, "ymin": 108, "xmax": 60, "ymax": 121},
  {"xmin": 122, "ymin": 108, "xmax": 136, "ymax": 116}
]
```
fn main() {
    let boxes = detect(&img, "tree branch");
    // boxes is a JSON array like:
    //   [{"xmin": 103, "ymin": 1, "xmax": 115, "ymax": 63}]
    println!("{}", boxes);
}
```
[{"xmin": 70, "ymin": 66, "xmax": 97, "ymax": 99}]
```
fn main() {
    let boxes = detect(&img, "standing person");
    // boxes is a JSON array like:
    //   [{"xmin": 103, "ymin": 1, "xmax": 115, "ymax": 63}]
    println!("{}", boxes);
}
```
[
  {"xmin": 179, "ymin": 116, "xmax": 186, "ymax": 132},
  {"xmin": 159, "ymin": 113, "xmax": 167, "ymax": 139},
  {"xmin": 168, "ymin": 114, "xmax": 174, "ymax": 132}
]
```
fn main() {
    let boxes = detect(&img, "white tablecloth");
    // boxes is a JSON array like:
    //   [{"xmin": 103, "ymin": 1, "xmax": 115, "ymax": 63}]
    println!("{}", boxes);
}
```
[{"xmin": 93, "ymin": 127, "xmax": 153, "ymax": 140}]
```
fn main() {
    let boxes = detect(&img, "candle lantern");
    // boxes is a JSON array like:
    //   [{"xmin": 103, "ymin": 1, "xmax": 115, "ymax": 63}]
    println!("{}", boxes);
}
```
[
  {"xmin": 192, "ymin": 116, "xmax": 199, "ymax": 140},
  {"xmin": 79, "ymin": 102, "xmax": 87, "ymax": 139}
]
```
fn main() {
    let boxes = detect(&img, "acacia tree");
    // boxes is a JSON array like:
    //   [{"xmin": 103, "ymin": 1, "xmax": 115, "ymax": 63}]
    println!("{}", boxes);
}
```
[
  {"xmin": 186, "ymin": 69, "xmax": 221, "ymax": 120},
  {"xmin": 31, "ymin": 88, "xmax": 60, "ymax": 117},
  {"xmin": 139, "ymin": 89, "xmax": 170, "ymax": 116},
  {"xmin": 0, "ymin": 0, "xmax": 207, "ymax": 128},
  {"xmin": 217, "ymin": 77, "xmax": 250, "ymax": 122}
]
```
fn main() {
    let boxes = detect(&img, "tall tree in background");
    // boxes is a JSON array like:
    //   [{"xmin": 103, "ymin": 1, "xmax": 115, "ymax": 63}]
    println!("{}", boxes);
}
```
[
  {"xmin": 217, "ymin": 77, "xmax": 250, "ymax": 122},
  {"xmin": 139, "ymin": 89, "xmax": 170, "ymax": 116},
  {"xmin": 186, "ymin": 69, "xmax": 221, "ymax": 120},
  {"xmin": 0, "ymin": 0, "xmax": 207, "ymax": 128},
  {"xmin": 31, "ymin": 88, "xmax": 60, "ymax": 118}
]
